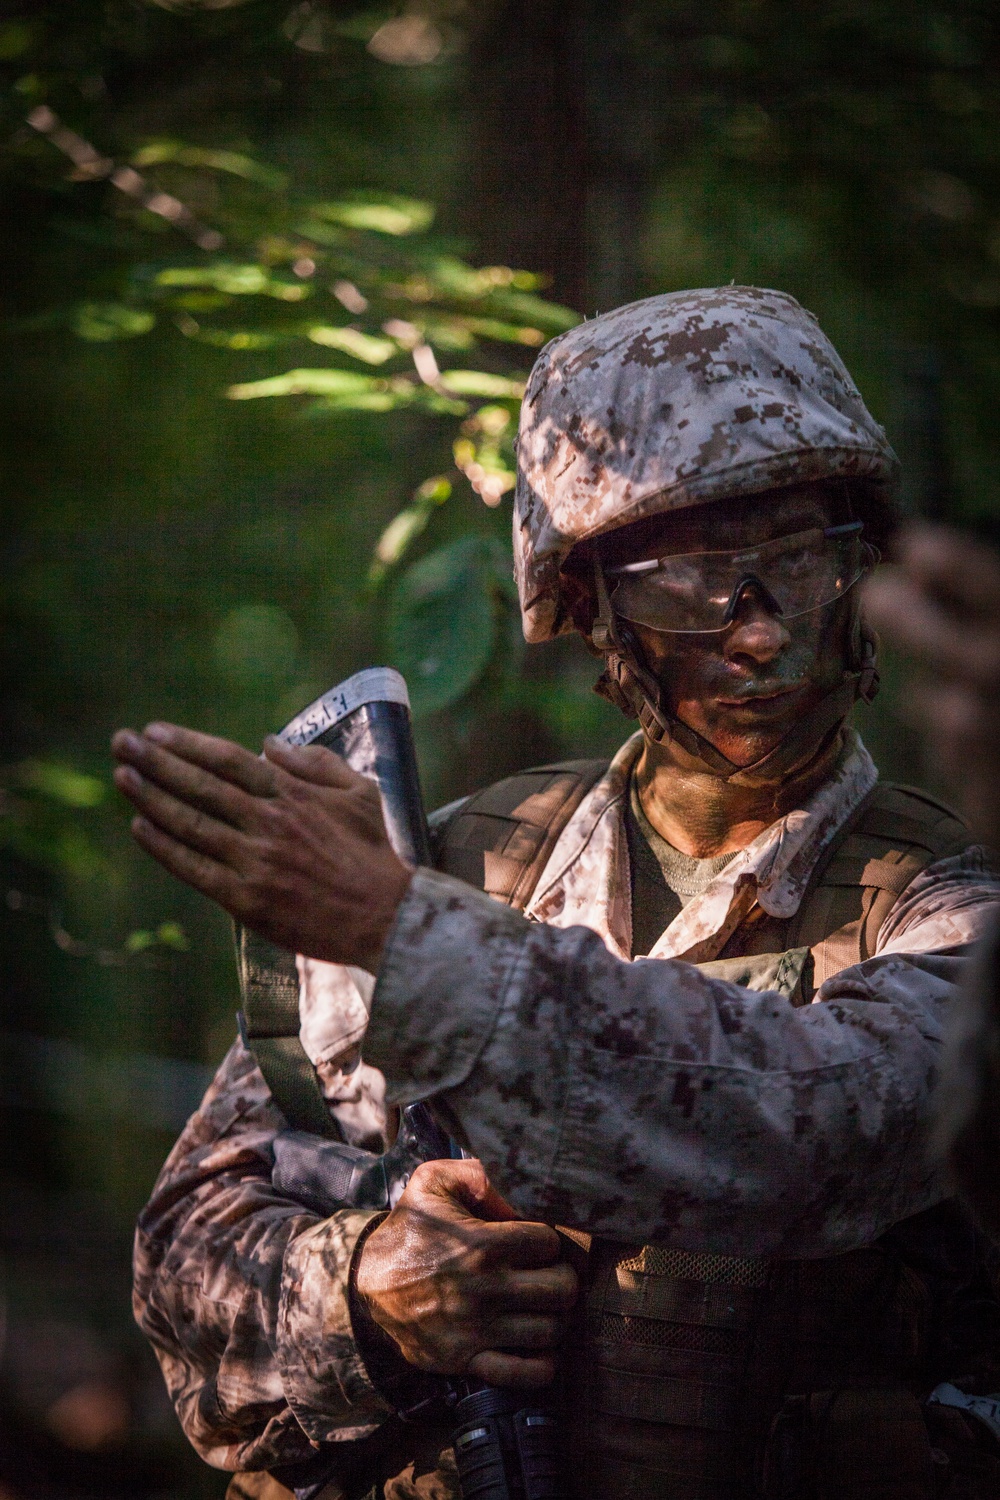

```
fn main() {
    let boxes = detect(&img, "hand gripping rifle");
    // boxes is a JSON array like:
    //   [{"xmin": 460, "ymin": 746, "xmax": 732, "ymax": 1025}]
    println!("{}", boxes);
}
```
[{"xmin": 234, "ymin": 668, "xmax": 564, "ymax": 1500}]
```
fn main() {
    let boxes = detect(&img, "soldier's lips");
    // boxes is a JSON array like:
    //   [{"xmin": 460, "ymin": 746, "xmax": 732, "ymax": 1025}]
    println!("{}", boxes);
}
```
[{"xmin": 714, "ymin": 683, "xmax": 806, "ymax": 711}]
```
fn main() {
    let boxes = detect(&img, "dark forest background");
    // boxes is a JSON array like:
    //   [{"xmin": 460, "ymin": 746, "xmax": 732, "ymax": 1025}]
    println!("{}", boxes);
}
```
[{"xmin": 2, "ymin": 3, "xmax": 1000, "ymax": 1495}]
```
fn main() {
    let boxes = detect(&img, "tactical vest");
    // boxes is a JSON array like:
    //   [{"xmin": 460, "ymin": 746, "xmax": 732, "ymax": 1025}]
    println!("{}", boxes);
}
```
[
  {"xmin": 429, "ymin": 764, "xmax": 1000, "ymax": 1500},
  {"xmin": 241, "ymin": 761, "xmax": 1000, "ymax": 1500}
]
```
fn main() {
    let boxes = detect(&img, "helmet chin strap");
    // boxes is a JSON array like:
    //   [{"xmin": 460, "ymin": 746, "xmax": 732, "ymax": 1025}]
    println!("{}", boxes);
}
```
[{"xmin": 591, "ymin": 559, "xmax": 879, "ymax": 788}]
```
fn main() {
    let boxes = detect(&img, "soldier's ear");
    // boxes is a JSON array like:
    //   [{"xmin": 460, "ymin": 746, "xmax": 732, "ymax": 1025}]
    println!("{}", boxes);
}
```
[{"xmin": 848, "ymin": 605, "xmax": 880, "ymax": 703}]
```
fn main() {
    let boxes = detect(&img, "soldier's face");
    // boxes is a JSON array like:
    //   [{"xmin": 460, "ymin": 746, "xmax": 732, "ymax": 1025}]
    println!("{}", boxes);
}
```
[{"xmin": 613, "ymin": 485, "xmax": 854, "ymax": 770}]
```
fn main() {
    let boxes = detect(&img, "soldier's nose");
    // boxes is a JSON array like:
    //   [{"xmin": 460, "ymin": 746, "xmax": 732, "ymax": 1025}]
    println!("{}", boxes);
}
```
[{"xmin": 725, "ymin": 602, "xmax": 792, "ymax": 665}]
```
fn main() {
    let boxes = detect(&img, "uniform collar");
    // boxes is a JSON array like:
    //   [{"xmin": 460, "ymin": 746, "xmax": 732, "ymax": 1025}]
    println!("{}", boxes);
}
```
[{"xmin": 525, "ymin": 728, "xmax": 878, "ymax": 962}]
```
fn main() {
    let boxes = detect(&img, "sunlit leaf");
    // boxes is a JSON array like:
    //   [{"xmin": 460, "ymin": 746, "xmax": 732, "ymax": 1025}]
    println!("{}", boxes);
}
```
[
  {"xmin": 438, "ymin": 370, "xmax": 526, "ymax": 398},
  {"xmin": 72, "ymin": 303, "xmax": 155, "ymax": 341},
  {"xmin": 155, "ymin": 264, "xmax": 309, "ymax": 299},
  {"xmin": 305, "ymin": 390, "xmax": 401, "ymax": 412},
  {"xmin": 307, "ymin": 325, "xmax": 397, "ymax": 363},
  {"xmin": 373, "ymin": 506, "xmax": 432, "ymax": 569},
  {"xmin": 417, "ymin": 318, "xmax": 475, "ymax": 351},
  {"xmin": 15, "ymin": 761, "xmax": 106, "ymax": 807},
  {"xmin": 369, "ymin": 475, "xmax": 453, "ymax": 582},
  {"xmin": 226, "ymin": 368, "xmax": 383, "ymax": 399},
  {"xmin": 157, "ymin": 264, "xmax": 269, "ymax": 292},
  {"xmin": 309, "ymin": 194, "xmax": 434, "ymax": 236},
  {"xmin": 156, "ymin": 920, "xmax": 190, "ymax": 950},
  {"xmin": 131, "ymin": 142, "xmax": 287, "ymax": 190},
  {"xmin": 185, "ymin": 327, "xmax": 286, "ymax": 349},
  {"xmin": 293, "ymin": 218, "xmax": 346, "ymax": 246},
  {"xmin": 172, "ymin": 291, "xmax": 230, "ymax": 312}
]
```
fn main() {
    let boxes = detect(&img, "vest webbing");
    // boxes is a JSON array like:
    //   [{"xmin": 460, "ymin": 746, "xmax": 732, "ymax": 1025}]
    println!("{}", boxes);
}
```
[
  {"xmin": 240, "ymin": 761, "xmax": 995, "ymax": 1498},
  {"xmin": 434, "ymin": 768, "xmax": 972, "ymax": 984},
  {"xmin": 435, "ymin": 767, "xmax": 993, "ymax": 1500},
  {"xmin": 429, "ymin": 757, "xmax": 608, "ymax": 906},
  {"xmin": 241, "ymin": 765, "xmax": 969, "ymax": 1140}
]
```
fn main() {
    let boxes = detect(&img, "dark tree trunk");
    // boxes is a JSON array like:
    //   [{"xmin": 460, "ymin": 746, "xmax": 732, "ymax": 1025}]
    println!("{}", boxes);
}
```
[
  {"xmin": 458, "ymin": 1, "xmax": 587, "ymax": 312},
  {"xmin": 459, "ymin": 2, "xmax": 653, "ymax": 315}
]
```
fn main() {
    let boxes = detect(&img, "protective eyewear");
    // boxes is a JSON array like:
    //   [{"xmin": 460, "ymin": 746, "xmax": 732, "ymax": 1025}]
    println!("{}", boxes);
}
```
[{"xmin": 606, "ymin": 522, "xmax": 870, "ymax": 635}]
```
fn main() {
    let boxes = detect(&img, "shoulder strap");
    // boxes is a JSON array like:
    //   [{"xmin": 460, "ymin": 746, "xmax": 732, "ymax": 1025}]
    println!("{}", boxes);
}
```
[
  {"xmin": 433, "ymin": 758, "xmax": 609, "ymax": 910},
  {"xmin": 234, "ymin": 757, "xmax": 608, "ymax": 1131},
  {"xmin": 234, "ymin": 924, "xmax": 342, "ymax": 1139},
  {"xmin": 789, "ymin": 782, "xmax": 972, "ymax": 986}
]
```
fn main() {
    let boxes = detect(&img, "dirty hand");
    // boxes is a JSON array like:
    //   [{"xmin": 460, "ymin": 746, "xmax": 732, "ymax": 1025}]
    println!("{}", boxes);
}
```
[
  {"xmin": 863, "ymin": 522, "xmax": 1000, "ymax": 849},
  {"xmin": 355, "ymin": 1158, "xmax": 578, "ymax": 1388},
  {"xmin": 110, "ymin": 723, "xmax": 411, "ymax": 970}
]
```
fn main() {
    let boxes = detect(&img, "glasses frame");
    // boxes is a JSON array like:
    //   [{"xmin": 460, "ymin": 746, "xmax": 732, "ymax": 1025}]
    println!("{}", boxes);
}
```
[{"xmin": 605, "ymin": 521, "xmax": 871, "ymax": 635}]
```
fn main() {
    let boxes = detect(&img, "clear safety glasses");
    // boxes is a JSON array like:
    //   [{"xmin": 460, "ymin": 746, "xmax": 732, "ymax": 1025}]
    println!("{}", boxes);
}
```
[{"xmin": 606, "ymin": 522, "xmax": 870, "ymax": 635}]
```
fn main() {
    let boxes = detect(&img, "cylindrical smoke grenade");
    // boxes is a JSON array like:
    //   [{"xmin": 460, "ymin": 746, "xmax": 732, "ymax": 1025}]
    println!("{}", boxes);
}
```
[
  {"xmin": 238, "ymin": 668, "xmax": 564, "ymax": 1500},
  {"xmin": 279, "ymin": 666, "xmax": 431, "ymax": 867}
]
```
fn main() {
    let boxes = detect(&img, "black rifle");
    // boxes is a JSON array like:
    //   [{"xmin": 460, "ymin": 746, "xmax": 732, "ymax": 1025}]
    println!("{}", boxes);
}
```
[{"xmin": 242, "ymin": 668, "xmax": 564, "ymax": 1500}]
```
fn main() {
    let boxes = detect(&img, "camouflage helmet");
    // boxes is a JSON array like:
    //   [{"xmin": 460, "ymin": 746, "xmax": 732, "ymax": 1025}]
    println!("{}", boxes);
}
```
[{"xmin": 513, "ymin": 286, "xmax": 900, "ymax": 643}]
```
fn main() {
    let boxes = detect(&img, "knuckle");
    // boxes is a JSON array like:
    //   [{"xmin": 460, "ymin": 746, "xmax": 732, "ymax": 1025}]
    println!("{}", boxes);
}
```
[
  {"xmin": 408, "ymin": 1160, "xmax": 440, "ymax": 1196},
  {"xmin": 258, "ymin": 800, "xmax": 291, "ymax": 840},
  {"xmin": 219, "ymin": 744, "xmax": 250, "ymax": 778}
]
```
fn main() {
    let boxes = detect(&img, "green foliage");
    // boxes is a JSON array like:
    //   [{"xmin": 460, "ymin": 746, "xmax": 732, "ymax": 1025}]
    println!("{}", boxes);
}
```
[
  {"xmin": 16, "ymin": 760, "xmax": 106, "ymax": 808},
  {"xmin": 1, "ymin": 761, "xmax": 110, "ymax": 881},
  {"xmin": 72, "ymin": 301, "xmax": 157, "ymax": 340},
  {"xmin": 386, "ymin": 535, "xmax": 517, "ymax": 716},
  {"xmin": 307, "ymin": 192, "xmax": 435, "ymax": 235},
  {"xmin": 125, "ymin": 920, "xmax": 189, "ymax": 954}
]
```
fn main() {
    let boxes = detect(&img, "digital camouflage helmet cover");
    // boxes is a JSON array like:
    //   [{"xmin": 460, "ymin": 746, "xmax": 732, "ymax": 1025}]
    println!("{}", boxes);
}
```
[
  {"xmin": 512, "ymin": 286, "xmax": 901, "ymax": 783},
  {"xmin": 513, "ymin": 285, "xmax": 899, "ymax": 643}
]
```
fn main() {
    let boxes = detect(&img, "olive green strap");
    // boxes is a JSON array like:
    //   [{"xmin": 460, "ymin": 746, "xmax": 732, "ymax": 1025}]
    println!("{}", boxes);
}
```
[
  {"xmin": 234, "ymin": 922, "xmax": 340, "ymax": 1139},
  {"xmin": 697, "ymin": 947, "xmax": 814, "ymax": 1006}
]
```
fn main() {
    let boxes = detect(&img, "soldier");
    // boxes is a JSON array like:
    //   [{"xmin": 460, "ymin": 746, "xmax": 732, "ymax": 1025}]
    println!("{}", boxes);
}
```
[{"xmin": 114, "ymin": 289, "xmax": 1000, "ymax": 1498}]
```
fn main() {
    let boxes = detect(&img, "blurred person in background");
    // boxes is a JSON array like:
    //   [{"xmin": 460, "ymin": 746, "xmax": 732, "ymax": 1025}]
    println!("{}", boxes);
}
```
[
  {"xmin": 114, "ymin": 290, "xmax": 1000, "ymax": 1499},
  {"xmin": 866, "ymin": 528, "xmax": 1000, "ymax": 1240}
]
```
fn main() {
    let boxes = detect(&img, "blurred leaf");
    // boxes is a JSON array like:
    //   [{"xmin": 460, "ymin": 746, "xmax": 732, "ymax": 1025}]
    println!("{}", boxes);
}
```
[
  {"xmin": 456, "ymin": 316, "xmax": 546, "ymax": 346},
  {"xmin": 0, "ymin": 806, "xmax": 111, "ymax": 882},
  {"xmin": 387, "ymin": 536, "xmax": 512, "ymax": 715},
  {"xmin": 156, "ymin": 920, "xmax": 190, "ymax": 951},
  {"xmin": 305, "ymin": 389, "xmax": 402, "ymax": 412},
  {"xmin": 369, "ymin": 475, "xmax": 453, "ymax": 583},
  {"xmin": 156, "ymin": 264, "xmax": 309, "ymax": 299},
  {"xmin": 480, "ymin": 289, "xmax": 579, "ymax": 331},
  {"xmin": 226, "ymin": 368, "xmax": 383, "ymax": 399},
  {"xmin": 438, "ymin": 370, "xmax": 525, "ymax": 398},
  {"xmin": 15, "ymin": 761, "xmax": 106, "ymax": 808},
  {"xmin": 184, "ymin": 326, "xmax": 287, "ymax": 349},
  {"xmin": 131, "ymin": 142, "xmax": 287, "ymax": 190},
  {"xmin": 307, "ymin": 325, "xmax": 397, "ymax": 363},
  {"xmin": 334, "ymin": 9, "xmax": 391, "ymax": 42},
  {"xmin": 123, "ymin": 923, "xmax": 190, "ymax": 953},
  {"xmin": 308, "ymin": 194, "xmax": 435, "ymax": 235},
  {"xmin": 72, "ymin": 303, "xmax": 156, "ymax": 341}
]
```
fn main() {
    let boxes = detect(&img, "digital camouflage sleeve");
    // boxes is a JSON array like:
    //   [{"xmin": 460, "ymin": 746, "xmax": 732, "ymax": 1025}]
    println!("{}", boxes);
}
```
[{"xmin": 133, "ymin": 736, "xmax": 1000, "ymax": 1470}]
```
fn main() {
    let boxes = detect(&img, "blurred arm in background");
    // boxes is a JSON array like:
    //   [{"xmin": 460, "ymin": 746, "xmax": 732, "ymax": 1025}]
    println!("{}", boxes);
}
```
[{"xmin": 864, "ymin": 523, "xmax": 1000, "ymax": 1235}]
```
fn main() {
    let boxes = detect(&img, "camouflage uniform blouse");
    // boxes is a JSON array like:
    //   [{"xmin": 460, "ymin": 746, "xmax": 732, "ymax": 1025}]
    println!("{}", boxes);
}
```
[{"xmin": 133, "ymin": 731, "xmax": 1000, "ymax": 1471}]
